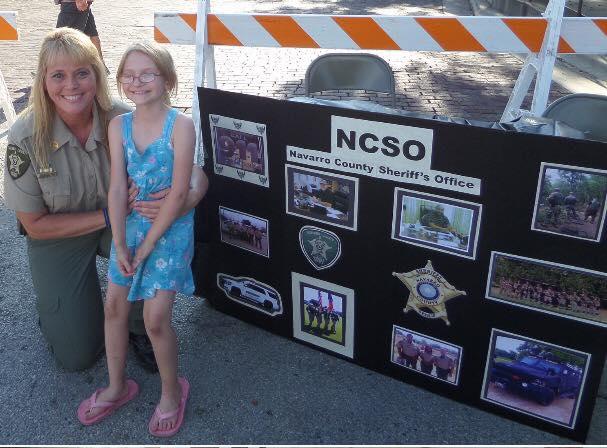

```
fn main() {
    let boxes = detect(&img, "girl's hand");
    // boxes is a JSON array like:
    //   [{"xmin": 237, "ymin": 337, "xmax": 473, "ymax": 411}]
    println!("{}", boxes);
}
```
[
  {"xmin": 131, "ymin": 240, "xmax": 155, "ymax": 272},
  {"xmin": 133, "ymin": 188, "xmax": 171, "ymax": 221},
  {"xmin": 116, "ymin": 246, "xmax": 134, "ymax": 277}
]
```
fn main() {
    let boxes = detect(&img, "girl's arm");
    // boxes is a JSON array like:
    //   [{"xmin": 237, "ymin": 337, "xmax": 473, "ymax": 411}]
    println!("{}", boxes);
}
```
[
  {"xmin": 107, "ymin": 115, "xmax": 132, "ymax": 275},
  {"xmin": 132, "ymin": 114, "xmax": 195, "ymax": 269}
]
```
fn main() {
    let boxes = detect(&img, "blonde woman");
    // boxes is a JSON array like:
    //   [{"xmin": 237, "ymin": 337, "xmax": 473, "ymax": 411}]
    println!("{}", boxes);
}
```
[{"xmin": 3, "ymin": 28, "xmax": 207, "ymax": 372}]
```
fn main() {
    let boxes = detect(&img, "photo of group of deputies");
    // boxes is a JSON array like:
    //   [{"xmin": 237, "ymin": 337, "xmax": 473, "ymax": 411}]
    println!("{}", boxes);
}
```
[
  {"xmin": 292, "ymin": 172, "xmax": 352, "ymax": 222},
  {"xmin": 391, "ymin": 327, "xmax": 461, "ymax": 384},
  {"xmin": 302, "ymin": 287, "xmax": 344, "ymax": 344},
  {"xmin": 214, "ymin": 128, "xmax": 265, "ymax": 174},
  {"xmin": 219, "ymin": 207, "xmax": 269, "ymax": 257},
  {"xmin": 533, "ymin": 164, "xmax": 607, "ymax": 241},
  {"xmin": 488, "ymin": 253, "xmax": 607, "ymax": 326}
]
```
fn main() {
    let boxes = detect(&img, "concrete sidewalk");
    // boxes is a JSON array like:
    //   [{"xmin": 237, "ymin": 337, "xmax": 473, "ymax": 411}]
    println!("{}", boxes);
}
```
[{"xmin": 0, "ymin": 0, "xmax": 605, "ymax": 444}]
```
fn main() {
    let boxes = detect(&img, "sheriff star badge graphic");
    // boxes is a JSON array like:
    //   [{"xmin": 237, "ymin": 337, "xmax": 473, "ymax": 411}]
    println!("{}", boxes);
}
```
[{"xmin": 393, "ymin": 260, "xmax": 466, "ymax": 326}]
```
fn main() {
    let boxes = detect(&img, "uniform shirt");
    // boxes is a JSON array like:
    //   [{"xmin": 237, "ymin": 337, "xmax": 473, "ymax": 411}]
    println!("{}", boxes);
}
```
[
  {"xmin": 4, "ymin": 100, "xmax": 130, "ymax": 214},
  {"xmin": 420, "ymin": 210, "xmax": 450, "ymax": 229}
]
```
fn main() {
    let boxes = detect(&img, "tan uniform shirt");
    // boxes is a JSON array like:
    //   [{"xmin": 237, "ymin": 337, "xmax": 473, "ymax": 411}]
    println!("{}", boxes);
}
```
[
  {"xmin": 4, "ymin": 101, "xmax": 130, "ymax": 214},
  {"xmin": 434, "ymin": 354, "xmax": 454, "ymax": 370}
]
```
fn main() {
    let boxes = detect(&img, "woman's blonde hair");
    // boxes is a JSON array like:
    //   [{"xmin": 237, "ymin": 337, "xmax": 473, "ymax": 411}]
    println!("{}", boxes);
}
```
[
  {"xmin": 26, "ymin": 27, "xmax": 112, "ymax": 170},
  {"xmin": 116, "ymin": 41, "xmax": 178, "ymax": 106}
]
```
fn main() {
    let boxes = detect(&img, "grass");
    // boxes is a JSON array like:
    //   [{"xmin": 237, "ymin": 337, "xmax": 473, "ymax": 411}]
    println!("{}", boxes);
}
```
[{"xmin": 303, "ymin": 312, "xmax": 344, "ymax": 344}]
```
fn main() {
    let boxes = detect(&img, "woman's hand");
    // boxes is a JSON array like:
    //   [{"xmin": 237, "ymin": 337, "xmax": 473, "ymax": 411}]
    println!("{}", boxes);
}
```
[
  {"xmin": 75, "ymin": 0, "xmax": 89, "ymax": 11},
  {"xmin": 116, "ymin": 245, "xmax": 134, "ymax": 277},
  {"xmin": 133, "ymin": 188, "xmax": 170, "ymax": 220}
]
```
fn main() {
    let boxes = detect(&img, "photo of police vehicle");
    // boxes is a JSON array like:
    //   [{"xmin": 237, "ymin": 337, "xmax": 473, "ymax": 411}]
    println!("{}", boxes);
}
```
[
  {"xmin": 490, "ymin": 355, "xmax": 583, "ymax": 406},
  {"xmin": 217, "ymin": 273, "xmax": 282, "ymax": 316}
]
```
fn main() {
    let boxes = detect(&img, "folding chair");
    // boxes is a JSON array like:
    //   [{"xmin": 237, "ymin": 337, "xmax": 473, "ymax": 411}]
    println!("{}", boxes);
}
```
[
  {"xmin": 305, "ymin": 53, "xmax": 396, "ymax": 106},
  {"xmin": 542, "ymin": 93, "xmax": 607, "ymax": 143}
]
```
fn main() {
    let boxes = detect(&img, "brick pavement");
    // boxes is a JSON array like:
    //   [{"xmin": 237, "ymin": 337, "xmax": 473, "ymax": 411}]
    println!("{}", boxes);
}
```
[{"xmin": 0, "ymin": 0, "xmax": 578, "ymax": 127}]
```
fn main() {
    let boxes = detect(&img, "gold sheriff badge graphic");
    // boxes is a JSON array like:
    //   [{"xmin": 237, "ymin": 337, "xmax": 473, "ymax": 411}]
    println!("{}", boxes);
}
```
[{"xmin": 393, "ymin": 260, "xmax": 466, "ymax": 326}]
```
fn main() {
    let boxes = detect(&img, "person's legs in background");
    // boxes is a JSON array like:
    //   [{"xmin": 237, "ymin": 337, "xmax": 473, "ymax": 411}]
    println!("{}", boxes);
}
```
[{"xmin": 56, "ymin": 1, "xmax": 109, "ymax": 73}]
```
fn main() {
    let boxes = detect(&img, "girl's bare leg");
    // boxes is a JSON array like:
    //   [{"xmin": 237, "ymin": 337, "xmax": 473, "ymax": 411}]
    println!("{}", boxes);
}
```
[
  {"xmin": 85, "ymin": 282, "xmax": 132, "ymax": 419},
  {"xmin": 144, "ymin": 291, "xmax": 181, "ymax": 432}
]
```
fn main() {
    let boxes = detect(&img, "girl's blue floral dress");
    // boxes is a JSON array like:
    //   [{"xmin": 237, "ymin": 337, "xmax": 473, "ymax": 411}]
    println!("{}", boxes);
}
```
[{"xmin": 108, "ymin": 108, "xmax": 195, "ymax": 301}]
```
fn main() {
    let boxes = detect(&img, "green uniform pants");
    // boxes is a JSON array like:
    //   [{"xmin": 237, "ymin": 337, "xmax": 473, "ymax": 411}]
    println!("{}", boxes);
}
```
[{"xmin": 27, "ymin": 228, "xmax": 145, "ymax": 371}]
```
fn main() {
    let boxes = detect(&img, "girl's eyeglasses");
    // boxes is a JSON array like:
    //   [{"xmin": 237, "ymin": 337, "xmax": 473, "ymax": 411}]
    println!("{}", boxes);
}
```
[{"xmin": 118, "ymin": 73, "xmax": 161, "ymax": 84}]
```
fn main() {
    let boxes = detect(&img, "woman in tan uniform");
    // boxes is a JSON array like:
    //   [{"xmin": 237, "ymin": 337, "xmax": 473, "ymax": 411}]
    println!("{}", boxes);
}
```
[{"xmin": 3, "ymin": 28, "xmax": 207, "ymax": 372}]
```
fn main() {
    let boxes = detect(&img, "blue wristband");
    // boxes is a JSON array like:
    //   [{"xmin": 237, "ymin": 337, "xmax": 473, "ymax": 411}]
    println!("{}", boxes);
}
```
[{"xmin": 102, "ymin": 207, "xmax": 111, "ymax": 229}]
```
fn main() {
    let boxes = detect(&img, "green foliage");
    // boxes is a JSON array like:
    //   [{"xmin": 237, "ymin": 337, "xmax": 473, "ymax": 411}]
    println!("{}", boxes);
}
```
[
  {"xmin": 541, "ymin": 169, "xmax": 607, "ymax": 205},
  {"xmin": 494, "ymin": 256, "xmax": 607, "ymax": 299},
  {"xmin": 512, "ymin": 341, "xmax": 586, "ymax": 367}
]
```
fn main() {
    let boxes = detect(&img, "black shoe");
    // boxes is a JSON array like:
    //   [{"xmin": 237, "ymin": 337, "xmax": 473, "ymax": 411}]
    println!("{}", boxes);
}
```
[{"xmin": 128, "ymin": 332, "xmax": 158, "ymax": 373}]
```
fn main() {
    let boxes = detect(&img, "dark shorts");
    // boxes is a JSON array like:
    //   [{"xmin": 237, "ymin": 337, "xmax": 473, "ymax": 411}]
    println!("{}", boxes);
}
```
[{"xmin": 56, "ymin": 2, "xmax": 98, "ymax": 37}]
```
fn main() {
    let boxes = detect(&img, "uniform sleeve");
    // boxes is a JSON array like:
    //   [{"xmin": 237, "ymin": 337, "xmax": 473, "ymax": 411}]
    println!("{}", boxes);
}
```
[{"xmin": 3, "ymin": 136, "xmax": 46, "ymax": 213}]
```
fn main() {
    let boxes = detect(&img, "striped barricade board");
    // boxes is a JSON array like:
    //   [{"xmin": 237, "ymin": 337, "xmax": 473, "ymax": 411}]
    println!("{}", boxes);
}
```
[
  {"xmin": 155, "ymin": 13, "xmax": 607, "ymax": 54},
  {"xmin": 0, "ymin": 11, "xmax": 18, "ymax": 127},
  {"xmin": 0, "ymin": 11, "xmax": 17, "ymax": 41}
]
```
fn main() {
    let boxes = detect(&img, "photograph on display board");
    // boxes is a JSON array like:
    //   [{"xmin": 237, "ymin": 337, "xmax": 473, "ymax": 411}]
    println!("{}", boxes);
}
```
[
  {"xmin": 291, "ymin": 272, "xmax": 355, "ymax": 358},
  {"xmin": 391, "ymin": 188, "xmax": 482, "ymax": 259},
  {"xmin": 531, "ymin": 163, "xmax": 607, "ymax": 242},
  {"xmin": 486, "ymin": 252, "xmax": 607, "ymax": 328},
  {"xmin": 390, "ymin": 325, "xmax": 462, "ymax": 385},
  {"xmin": 481, "ymin": 329, "xmax": 590, "ymax": 429},
  {"xmin": 210, "ymin": 114, "xmax": 269, "ymax": 187},
  {"xmin": 219, "ymin": 206, "xmax": 269, "ymax": 258},
  {"xmin": 217, "ymin": 273, "xmax": 282, "ymax": 316},
  {"xmin": 285, "ymin": 164, "xmax": 359, "ymax": 231}
]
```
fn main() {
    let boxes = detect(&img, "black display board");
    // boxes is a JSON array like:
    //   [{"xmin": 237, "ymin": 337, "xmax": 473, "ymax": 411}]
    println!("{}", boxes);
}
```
[{"xmin": 195, "ymin": 87, "xmax": 607, "ymax": 441}]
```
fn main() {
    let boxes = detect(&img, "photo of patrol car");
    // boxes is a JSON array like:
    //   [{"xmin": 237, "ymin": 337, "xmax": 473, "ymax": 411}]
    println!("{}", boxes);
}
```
[{"xmin": 217, "ymin": 273, "xmax": 282, "ymax": 316}]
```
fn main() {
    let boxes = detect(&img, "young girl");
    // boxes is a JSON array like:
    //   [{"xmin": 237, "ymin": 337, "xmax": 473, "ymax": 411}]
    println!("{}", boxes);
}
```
[{"xmin": 77, "ymin": 41, "xmax": 195, "ymax": 437}]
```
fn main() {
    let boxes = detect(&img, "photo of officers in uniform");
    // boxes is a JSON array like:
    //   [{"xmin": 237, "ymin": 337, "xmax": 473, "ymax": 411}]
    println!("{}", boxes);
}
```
[
  {"xmin": 487, "ymin": 252, "xmax": 607, "ymax": 327},
  {"xmin": 390, "ymin": 326, "xmax": 462, "ymax": 385},
  {"xmin": 532, "ymin": 163, "xmax": 607, "ymax": 241},
  {"xmin": 286, "ymin": 165, "xmax": 358, "ymax": 230},
  {"xmin": 392, "ymin": 188, "xmax": 481, "ymax": 259},
  {"xmin": 219, "ymin": 206, "xmax": 269, "ymax": 257},
  {"xmin": 213, "ymin": 127, "xmax": 266, "ymax": 175},
  {"xmin": 302, "ymin": 286, "xmax": 345, "ymax": 345}
]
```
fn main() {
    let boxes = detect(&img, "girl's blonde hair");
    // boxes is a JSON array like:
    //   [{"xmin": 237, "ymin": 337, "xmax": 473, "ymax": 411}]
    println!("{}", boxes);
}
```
[
  {"xmin": 26, "ymin": 27, "xmax": 112, "ymax": 170},
  {"xmin": 116, "ymin": 41, "xmax": 178, "ymax": 106}
]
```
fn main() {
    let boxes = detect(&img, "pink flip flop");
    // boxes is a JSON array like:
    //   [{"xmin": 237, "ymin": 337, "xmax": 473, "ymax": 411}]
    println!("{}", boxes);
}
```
[
  {"xmin": 148, "ymin": 377, "xmax": 190, "ymax": 438},
  {"xmin": 77, "ymin": 379, "xmax": 139, "ymax": 426}
]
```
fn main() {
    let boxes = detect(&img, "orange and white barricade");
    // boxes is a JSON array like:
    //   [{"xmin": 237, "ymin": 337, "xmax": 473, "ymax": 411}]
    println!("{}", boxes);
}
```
[
  {"xmin": 154, "ymin": 0, "xmax": 607, "ymax": 153},
  {"xmin": 0, "ymin": 11, "xmax": 18, "ymax": 127}
]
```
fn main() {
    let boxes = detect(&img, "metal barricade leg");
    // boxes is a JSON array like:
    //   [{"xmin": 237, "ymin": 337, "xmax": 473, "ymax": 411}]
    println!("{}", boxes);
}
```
[{"xmin": 0, "ymin": 68, "xmax": 16, "ymax": 127}]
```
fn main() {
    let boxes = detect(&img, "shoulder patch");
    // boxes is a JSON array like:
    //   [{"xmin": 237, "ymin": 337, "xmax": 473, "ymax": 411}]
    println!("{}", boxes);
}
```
[{"xmin": 6, "ymin": 144, "xmax": 31, "ymax": 180}]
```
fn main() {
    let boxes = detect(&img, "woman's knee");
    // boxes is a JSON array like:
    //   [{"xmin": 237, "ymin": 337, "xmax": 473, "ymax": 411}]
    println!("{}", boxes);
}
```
[{"xmin": 57, "ymin": 344, "xmax": 103, "ymax": 372}]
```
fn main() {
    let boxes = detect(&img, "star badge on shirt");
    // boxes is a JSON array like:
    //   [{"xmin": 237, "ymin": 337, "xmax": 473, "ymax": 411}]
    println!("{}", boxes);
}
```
[
  {"xmin": 393, "ymin": 260, "xmax": 466, "ymax": 326},
  {"xmin": 6, "ymin": 144, "xmax": 30, "ymax": 180}
]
